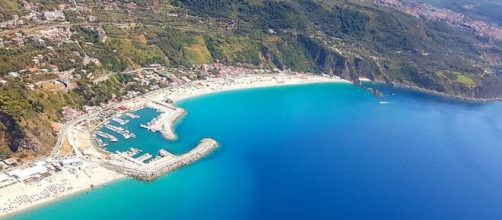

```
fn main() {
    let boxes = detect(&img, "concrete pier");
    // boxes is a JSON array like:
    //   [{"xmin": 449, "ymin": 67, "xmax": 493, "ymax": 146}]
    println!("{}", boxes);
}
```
[
  {"xmin": 101, "ymin": 138, "xmax": 218, "ymax": 181},
  {"xmin": 144, "ymin": 102, "xmax": 185, "ymax": 141}
]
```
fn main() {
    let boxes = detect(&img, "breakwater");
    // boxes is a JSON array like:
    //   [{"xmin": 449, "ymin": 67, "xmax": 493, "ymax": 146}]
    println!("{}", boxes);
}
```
[
  {"xmin": 101, "ymin": 138, "xmax": 218, "ymax": 181},
  {"xmin": 141, "ymin": 102, "xmax": 185, "ymax": 140}
]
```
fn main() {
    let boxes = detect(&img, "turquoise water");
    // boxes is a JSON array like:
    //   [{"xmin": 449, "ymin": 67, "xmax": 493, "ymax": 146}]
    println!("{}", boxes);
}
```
[{"xmin": 11, "ymin": 83, "xmax": 502, "ymax": 220}]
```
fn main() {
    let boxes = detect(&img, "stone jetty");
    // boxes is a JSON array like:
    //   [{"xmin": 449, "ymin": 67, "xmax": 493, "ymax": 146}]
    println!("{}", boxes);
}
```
[
  {"xmin": 101, "ymin": 138, "xmax": 218, "ymax": 181},
  {"xmin": 143, "ymin": 102, "xmax": 185, "ymax": 140}
]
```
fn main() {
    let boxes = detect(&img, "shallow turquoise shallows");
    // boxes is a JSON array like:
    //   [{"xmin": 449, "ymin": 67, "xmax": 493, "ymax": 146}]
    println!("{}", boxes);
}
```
[{"xmin": 11, "ymin": 83, "xmax": 502, "ymax": 220}]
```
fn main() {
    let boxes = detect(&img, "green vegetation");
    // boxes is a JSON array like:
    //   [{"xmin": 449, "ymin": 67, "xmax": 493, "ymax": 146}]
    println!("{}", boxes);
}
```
[
  {"xmin": 74, "ymin": 74, "xmax": 132, "ymax": 106},
  {"xmin": 183, "ymin": 36, "xmax": 212, "ymax": 64},
  {"xmin": 107, "ymin": 37, "xmax": 166, "ymax": 67},
  {"xmin": 0, "ymin": 0, "xmax": 21, "ymax": 21},
  {"xmin": 0, "ymin": 73, "xmax": 136, "ymax": 154},
  {"xmin": 455, "ymin": 74, "xmax": 477, "ymax": 89},
  {"xmin": 0, "ymin": 43, "xmax": 47, "ymax": 74},
  {"xmin": 0, "ymin": 79, "xmax": 83, "ymax": 153},
  {"xmin": 206, "ymin": 35, "xmax": 261, "ymax": 65},
  {"xmin": 171, "ymin": 0, "xmax": 502, "ymax": 98}
]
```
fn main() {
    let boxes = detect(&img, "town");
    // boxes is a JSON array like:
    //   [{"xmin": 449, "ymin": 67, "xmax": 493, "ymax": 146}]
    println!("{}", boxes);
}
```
[{"xmin": 375, "ymin": 0, "xmax": 502, "ymax": 41}]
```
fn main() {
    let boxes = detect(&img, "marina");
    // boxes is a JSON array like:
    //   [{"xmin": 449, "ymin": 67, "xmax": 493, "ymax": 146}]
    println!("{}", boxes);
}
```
[
  {"xmin": 94, "ymin": 138, "xmax": 108, "ymax": 147},
  {"xmin": 111, "ymin": 118, "xmax": 129, "ymax": 125},
  {"xmin": 126, "ymin": 148, "xmax": 141, "ymax": 157},
  {"xmin": 103, "ymin": 123, "xmax": 136, "ymax": 139},
  {"xmin": 125, "ymin": 112, "xmax": 140, "ymax": 119},
  {"xmin": 94, "ymin": 131, "xmax": 118, "ymax": 142}
]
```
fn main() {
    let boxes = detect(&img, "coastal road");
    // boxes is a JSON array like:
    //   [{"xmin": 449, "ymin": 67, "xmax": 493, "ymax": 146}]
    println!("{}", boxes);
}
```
[{"xmin": 50, "ymin": 113, "xmax": 98, "ymax": 157}]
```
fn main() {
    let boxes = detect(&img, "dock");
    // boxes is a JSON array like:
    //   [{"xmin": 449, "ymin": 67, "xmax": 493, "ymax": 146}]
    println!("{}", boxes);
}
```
[
  {"xmin": 95, "ymin": 138, "xmax": 108, "ymax": 147},
  {"xmin": 94, "ymin": 131, "xmax": 118, "ymax": 142},
  {"xmin": 124, "ymin": 148, "xmax": 141, "ymax": 157},
  {"xmin": 142, "ymin": 103, "xmax": 185, "ymax": 140},
  {"xmin": 111, "ymin": 118, "xmax": 129, "ymax": 125},
  {"xmin": 158, "ymin": 149, "xmax": 171, "ymax": 157},
  {"xmin": 101, "ymin": 138, "xmax": 218, "ymax": 181},
  {"xmin": 104, "ymin": 124, "xmax": 135, "ymax": 139},
  {"xmin": 136, "ymin": 153, "xmax": 153, "ymax": 163},
  {"xmin": 124, "ymin": 112, "xmax": 140, "ymax": 119}
]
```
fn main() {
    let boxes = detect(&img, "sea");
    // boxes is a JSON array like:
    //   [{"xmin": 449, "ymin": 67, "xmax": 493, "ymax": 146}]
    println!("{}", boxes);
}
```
[{"xmin": 11, "ymin": 82, "xmax": 502, "ymax": 220}]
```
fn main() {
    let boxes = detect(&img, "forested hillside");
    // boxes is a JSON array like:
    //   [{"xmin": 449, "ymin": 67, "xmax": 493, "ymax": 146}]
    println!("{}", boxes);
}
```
[{"xmin": 172, "ymin": 0, "xmax": 502, "ymax": 98}]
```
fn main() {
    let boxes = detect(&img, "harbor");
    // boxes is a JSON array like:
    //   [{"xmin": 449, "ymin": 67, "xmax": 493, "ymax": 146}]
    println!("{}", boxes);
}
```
[
  {"xmin": 111, "ymin": 118, "xmax": 129, "ymax": 125},
  {"xmin": 125, "ymin": 112, "xmax": 140, "ymax": 119},
  {"xmin": 103, "ymin": 123, "xmax": 136, "ymax": 139},
  {"xmin": 91, "ymin": 101, "xmax": 217, "ymax": 181},
  {"xmin": 0, "ymin": 73, "xmax": 344, "ymax": 217},
  {"xmin": 94, "ymin": 131, "xmax": 118, "ymax": 142},
  {"xmin": 95, "ymin": 137, "xmax": 108, "ymax": 147}
]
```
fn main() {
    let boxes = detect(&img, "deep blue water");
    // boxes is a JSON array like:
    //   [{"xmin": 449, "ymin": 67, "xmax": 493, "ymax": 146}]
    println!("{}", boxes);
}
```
[{"xmin": 11, "ymin": 83, "xmax": 502, "ymax": 220}]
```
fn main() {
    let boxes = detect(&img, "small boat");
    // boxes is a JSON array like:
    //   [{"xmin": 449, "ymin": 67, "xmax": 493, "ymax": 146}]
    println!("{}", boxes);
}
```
[{"xmin": 125, "ymin": 112, "xmax": 140, "ymax": 119}]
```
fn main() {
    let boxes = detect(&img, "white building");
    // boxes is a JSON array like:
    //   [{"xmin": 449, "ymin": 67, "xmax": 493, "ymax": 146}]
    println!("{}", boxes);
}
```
[
  {"xmin": 43, "ymin": 11, "xmax": 65, "ymax": 21},
  {"xmin": 60, "ymin": 158, "xmax": 82, "ymax": 167},
  {"xmin": 2, "ymin": 158, "xmax": 17, "ymax": 166},
  {"xmin": 8, "ymin": 72, "xmax": 19, "ymax": 78},
  {"xmin": 0, "ymin": 161, "xmax": 6, "ymax": 169},
  {"xmin": 7, "ymin": 164, "xmax": 49, "ymax": 181},
  {"xmin": 0, "ymin": 173, "xmax": 16, "ymax": 188}
]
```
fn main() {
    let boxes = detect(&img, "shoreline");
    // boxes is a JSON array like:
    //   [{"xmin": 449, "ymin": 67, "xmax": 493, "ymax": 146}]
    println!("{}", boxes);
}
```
[
  {"xmin": 2, "ymin": 175, "xmax": 125, "ymax": 219},
  {"xmin": 1, "ymin": 73, "xmax": 348, "ymax": 218},
  {"xmin": 159, "ymin": 73, "xmax": 350, "ymax": 104},
  {"xmin": 359, "ymin": 78, "xmax": 502, "ymax": 103},
  {"xmin": 393, "ymin": 83, "xmax": 502, "ymax": 103},
  {"xmin": 0, "ymin": 158, "xmax": 126, "ymax": 218},
  {"xmin": 177, "ymin": 79, "xmax": 350, "ymax": 104}
]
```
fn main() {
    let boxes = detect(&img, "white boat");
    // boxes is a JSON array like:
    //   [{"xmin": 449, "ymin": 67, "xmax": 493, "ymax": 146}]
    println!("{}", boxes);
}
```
[
  {"xmin": 95, "ymin": 131, "xmax": 118, "ymax": 142},
  {"xmin": 111, "ymin": 118, "xmax": 129, "ymax": 125},
  {"xmin": 158, "ymin": 149, "xmax": 170, "ymax": 157},
  {"xmin": 125, "ymin": 112, "xmax": 140, "ymax": 119}
]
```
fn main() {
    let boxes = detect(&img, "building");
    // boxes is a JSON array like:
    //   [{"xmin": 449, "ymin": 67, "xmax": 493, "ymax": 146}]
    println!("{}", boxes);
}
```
[
  {"xmin": 2, "ymin": 158, "xmax": 17, "ymax": 166},
  {"xmin": 0, "ymin": 161, "xmax": 6, "ymax": 169},
  {"xmin": 60, "ymin": 158, "xmax": 82, "ymax": 167},
  {"xmin": 8, "ymin": 72, "xmax": 19, "ymax": 78},
  {"xmin": 0, "ymin": 173, "xmax": 16, "ymax": 188},
  {"xmin": 43, "ymin": 11, "xmax": 65, "ymax": 21},
  {"xmin": 7, "ymin": 164, "xmax": 49, "ymax": 181},
  {"xmin": 62, "ymin": 106, "xmax": 80, "ymax": 120}
]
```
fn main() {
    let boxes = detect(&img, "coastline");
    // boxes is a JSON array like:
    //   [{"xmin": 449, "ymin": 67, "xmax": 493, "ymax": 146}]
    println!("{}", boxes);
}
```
[
  {"xmin": 174, "ymin": 80, "xmax": 350, "ymax": 104},
  {"xmin": 359, "ymin": 78, "xmax": 502, "ymax": 103},
  {"xmin": 393, "ymin": 83, "xmax": 502, "ymax": 103},
  {"xmin": 2, "ymin": 175, "xmax": 125, "ymax": 219},
  {"xmin": 155, "ymin": 73, "xmax": 350, "ymax": 103},
  {"xmin": 1, "ymin": 73, "xmax": 348, "ymax": 218}
]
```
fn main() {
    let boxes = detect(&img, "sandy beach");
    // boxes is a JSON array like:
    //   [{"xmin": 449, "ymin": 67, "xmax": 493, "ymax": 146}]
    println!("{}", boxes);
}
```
[
  {"xmin": 0, "ymin": 126, "xmax": 125, "ymax": 218},
  {"xmin": 151, "ymin": 73, "xmax": 349, "ymax": 103},
  {"xmin": 0, "ymin": 73, "xmax": 349, "ymax": 217},
  {"xmin": 0, "ymin": 161, "xmax": 123, "ymax": 217}
]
